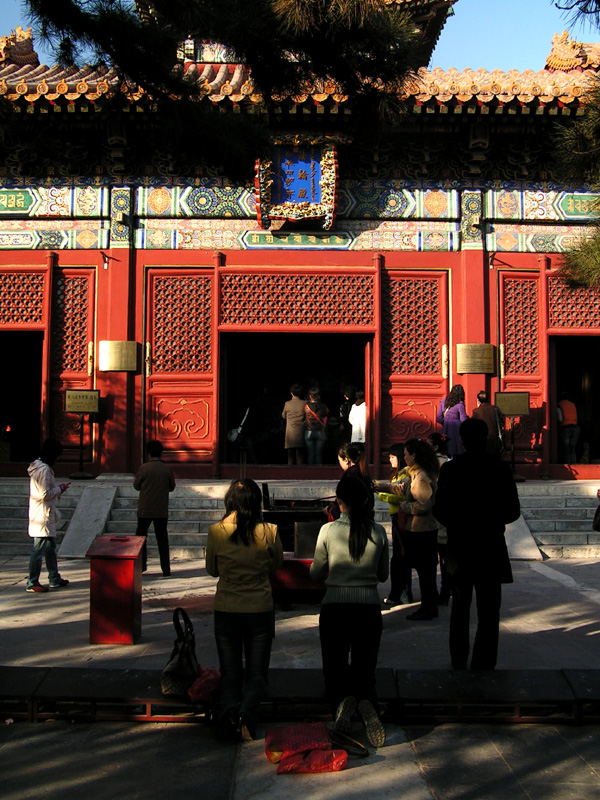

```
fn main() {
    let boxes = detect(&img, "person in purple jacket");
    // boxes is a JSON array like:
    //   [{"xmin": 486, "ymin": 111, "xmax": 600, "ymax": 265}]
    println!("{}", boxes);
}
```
[{"xmin": 436, "ymin": 384, "xmax": 469, "ymax": 456}]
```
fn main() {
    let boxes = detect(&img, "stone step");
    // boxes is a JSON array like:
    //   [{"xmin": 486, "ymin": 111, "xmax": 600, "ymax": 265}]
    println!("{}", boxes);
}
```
[
  {"xmin": 536, "ymin": 544, "xmax": 600, "ymax": 558},
  {"xmin": 526, "ymin": 519, "xmax": 595, "ymax": 533},
  {"xmin": 109, "ymin": 508, "xmax": 221, "ymax": 522},
  {"xmin": 105, "ymin": 520, "xmax": 203, "ymax": 534},
  {"xmin": 533, "ymin": 532, "xmax": 600, "ymax": 546}
]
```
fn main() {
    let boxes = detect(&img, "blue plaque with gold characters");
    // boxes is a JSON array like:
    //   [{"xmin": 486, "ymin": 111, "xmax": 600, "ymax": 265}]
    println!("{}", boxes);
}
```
[{"xmin": 255, "ymin": 134, "xmax": 351, "ymax": 230}]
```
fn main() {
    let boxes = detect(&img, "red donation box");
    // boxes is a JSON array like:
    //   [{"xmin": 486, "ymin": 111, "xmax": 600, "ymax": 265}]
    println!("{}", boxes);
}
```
[{"xmin": 86, "ymin": 535, "xmax": 144, "ymax": 644}]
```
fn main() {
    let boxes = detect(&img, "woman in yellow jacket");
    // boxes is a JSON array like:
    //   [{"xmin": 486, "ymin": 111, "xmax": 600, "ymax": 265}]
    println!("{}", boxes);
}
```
[
  {"xmin": 400, "ymin": 439, "xmax": 440, "ymax": 621},
  {"xmin": 206, "ymin": 478, "xmax": 283, "ymax": 742}
]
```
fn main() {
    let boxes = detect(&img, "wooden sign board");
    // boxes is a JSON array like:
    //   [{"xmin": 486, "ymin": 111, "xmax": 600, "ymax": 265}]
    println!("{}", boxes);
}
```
[
  {"xmin": 456, "ymin": 343, "xmax": 495, "ymax": 374},
  {"xmin": 65, "ymin": 389, "xmax": 100, "ymax": 414},
  {"xmin": 495, "ymin": 391, "xmax": 530, "ymax": 417}
]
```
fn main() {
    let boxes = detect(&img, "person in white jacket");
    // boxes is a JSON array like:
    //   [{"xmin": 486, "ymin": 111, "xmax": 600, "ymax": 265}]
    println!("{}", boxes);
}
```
[{"xmin": 26, "ymin": 439, "xmax": 70, "ymax": 593}]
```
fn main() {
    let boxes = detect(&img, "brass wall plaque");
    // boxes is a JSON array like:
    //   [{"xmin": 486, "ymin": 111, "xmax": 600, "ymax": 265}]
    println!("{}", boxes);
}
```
[
  {"xmin": 65, "ymin": 390, "xmax": 100, "ymax": 414},
  {"xmin": 98, "ymin": 340, "xmax": 138, "ymax": 372},
  {"xmin": 495, "ymin": 391, "xmax": 530, "ymax": 417},
  {"xmin": 456, "ymin": 343, "xmax": 495, "ymax": 374}
]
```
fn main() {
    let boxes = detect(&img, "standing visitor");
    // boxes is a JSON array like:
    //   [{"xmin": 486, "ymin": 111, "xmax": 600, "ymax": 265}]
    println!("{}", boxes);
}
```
[
  {"xmin": 400, "ymin": 438, "xmax": 440, "ymax": 621},
  {"xmin": 558, "ymin": 391, "xmax": 580, "ymax": 466},
  {"xmin": 433, "ymin": 418, "xmax": 520, "ymax": 670},
  {"xmin": 338, "ymin": 386, "xmax": 355, "ymax": 443},
  {"xmin": 134, "ymin": 439, "xmax": 176, "ymax": 576},
  {"xmin": 428, "ymin": 432, "xmax": 451, "ymax": 605},
  {"xmin": 206, "ymin": 479, "xmax": 283, "ymax": 742},
  {"xmin": 310, "ymin": 474, "xmax": 389, "ymax": 748},
  {"xmin": 334, "ymin": 442, "xmax": 374, "ymax": 517},
  {"xmin": 436, "ymin": 384, "xmax": 468, "ymax": 456},
  {"xmin": 348, "ymin": 390, "xmax": 367, "ymax": 444},
  {"xmin": 26, "ymin": 438, "xmax": 71, "ymax": 593},
  {"xmin": 374, "ymin": 443, "xmax": 412, "ymax": 606},
  {"xmin": 472, "ymin": 390, "xmax": 503, "ymax": 457},
  {"xmin": 304, "ymin": 387, "xmax": 328, "ymax": 465},
  {"xmin": 282, "ymin": 383, "xmax": 306, "ymax": 465}
]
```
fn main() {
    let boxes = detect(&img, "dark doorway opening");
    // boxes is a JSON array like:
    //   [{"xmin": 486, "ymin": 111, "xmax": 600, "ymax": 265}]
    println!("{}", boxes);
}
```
[
  {"xmin": 552, "ymin": 335, "xmax": 600, "ymax": 464},
  {"xmin": 0, "ymin": 331, "xmax": 44, "ymax": 463},
  {"xmin": 221, "ymin": 332, "xmax": 369, "ymax": 465}
]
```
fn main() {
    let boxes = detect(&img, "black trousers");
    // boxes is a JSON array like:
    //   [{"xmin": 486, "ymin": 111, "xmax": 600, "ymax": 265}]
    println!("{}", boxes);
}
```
[
  {"xmin": 404, "ymin": 529, "xmax": 438, "ymax": 612},
  {"xmin": 449, "ymin": 574, "xmax": 501, "ymax": 670},
  {"xmin": 389, "ymin": 516, "xmax": 412, "ymax": 599},
  {"xmin": 319, "ymin": 603, "xmax": 382, "ymax": 711},
  {"xmin": 136, "ymin": 517, "xmax": 170, "ymax": 575}
]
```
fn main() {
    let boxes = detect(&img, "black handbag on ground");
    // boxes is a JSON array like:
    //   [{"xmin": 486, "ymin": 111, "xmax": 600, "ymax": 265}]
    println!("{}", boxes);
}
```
[
  {"xmin": 161, "ymin": 607, "xmax": 199, "ymax": 695},
  {"xmin": 593, "ymin": 505, "xmax": 600, "ymax": 533}
]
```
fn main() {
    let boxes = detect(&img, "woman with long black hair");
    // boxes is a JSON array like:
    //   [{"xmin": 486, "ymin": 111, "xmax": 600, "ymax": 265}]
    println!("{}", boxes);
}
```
[
  {"xmin": 310, "ymin": 474, "xmax": 389, "ymax": 748},
  {"xmin": 206, "ymin": 478, "xmax": 283, "ymax": 742}
]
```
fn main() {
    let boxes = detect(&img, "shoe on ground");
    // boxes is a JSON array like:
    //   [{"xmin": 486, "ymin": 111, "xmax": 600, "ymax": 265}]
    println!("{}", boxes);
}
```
[
  {"xmin": 406, "ymin": 607, "xmax": 438, "ymax": 621},
  {"xmin": 357, "ymin": 699, "xmax": 386, "ymax": 748},
  {"xmin": 239, "ymin": 712, "xmax": 255, "ymax": 742},
  {"xmin": 49, "ymin": 578, "xmax": 69, "ymax": 589},
  {"xmin": 383, "ymin": 596, "xmax": 400, "ymax": 607},
  {"xmin": 26, "ymin": 584, "xmax": 49, "ymax": 593},
  {"xmin": 216, "ymin": 708, "xmax": 241, "ymax": 743},
  {"xmin": 334, "ymin": 696, "xmax": 357, "ymax": 734}
]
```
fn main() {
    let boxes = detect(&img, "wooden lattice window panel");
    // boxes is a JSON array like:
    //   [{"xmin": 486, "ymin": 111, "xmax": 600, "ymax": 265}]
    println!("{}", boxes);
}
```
[
  {"xmin": 548, "ymin": 276, "xmax": 600, "ymax": 328},
  {"xmin": 0, "ymin": 272, "xmax": 45, "ymax": 325},
  {"xmin": 220, "ymin": 273, "xmax": 375, "ymax": 327},
  {"xmin": 152, "ymin": 276, "xmax": 212, "ymax": 372},
  {"xmin": 384, "ymin": 277, "xmax": 440, "ymax": 374},
  {"xmin": 51, "ymin": 274, "xmax": 90, "ymax": 374},
  {"xmin": 503, "ymin": 278, "xmax": 539, "ymax": 374}
]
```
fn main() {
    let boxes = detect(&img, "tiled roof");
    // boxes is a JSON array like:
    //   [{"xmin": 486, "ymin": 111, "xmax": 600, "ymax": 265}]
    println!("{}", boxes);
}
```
[
  {"xmin": 545, "ymin": 30, "xmax": 600, "ymax": 72},
  {"xmin": 0, "ymin": 26, "xmax": 39, "ymax": 67},
  {"xmin": 0, "ymin": 28, "xmax": 594, "ymax": 115}
]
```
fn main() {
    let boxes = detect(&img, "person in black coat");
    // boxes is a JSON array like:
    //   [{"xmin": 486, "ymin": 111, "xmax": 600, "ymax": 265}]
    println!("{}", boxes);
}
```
[{"xmin": 432, "ymin": 418, "xmax": 520, "ymax": 670}]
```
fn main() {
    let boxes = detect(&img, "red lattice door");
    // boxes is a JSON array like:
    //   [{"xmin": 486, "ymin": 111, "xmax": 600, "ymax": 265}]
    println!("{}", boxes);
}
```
[
  {"xmin": 145, "ymin": 269, "xmax": 218, "ymax": 468},
  {"xmin": 498, "ymin": 271, "xmax": 545, "ymax": 466},
  {"xmin": 49, "ymin": 268, "xmax": 96, "ymax": 462},
  {"xmin": 381, "ymin": 270, "xmax": 449, "ymax": 449}
]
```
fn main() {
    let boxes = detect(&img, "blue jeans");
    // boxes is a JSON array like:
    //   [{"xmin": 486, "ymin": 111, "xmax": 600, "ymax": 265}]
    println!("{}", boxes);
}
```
[
  {"xmin": 214, "ymin": 610, "xmax": 274, "ymax": 727},
  {"xmin": 27, "ymin": 537, "xmax": 61, "ymax": 588},
  {"xmin": 305, "ymin": 429, "xmax": 325, "ymax": 465}
]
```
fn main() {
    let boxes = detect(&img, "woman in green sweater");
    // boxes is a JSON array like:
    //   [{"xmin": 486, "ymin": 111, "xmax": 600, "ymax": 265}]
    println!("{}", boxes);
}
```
[
  {"xmin": 310, "ymin": 474, "xmax": 389, "ymax": 747},
  {"xmin": 206, "ymin": 478, "xmax": 283, "ymax": 743}
]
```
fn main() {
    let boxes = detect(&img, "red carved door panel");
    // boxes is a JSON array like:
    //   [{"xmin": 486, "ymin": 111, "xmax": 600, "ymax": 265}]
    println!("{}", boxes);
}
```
[
  {"xmin": 145, "ymin": 269, "xmax": 218, "ymax": 468},
  {"xmin": 381, "ymin": 270, "xmax": 449, "ymax": 450},
  {"xmin": 498, "ymin": 271, "xmax": 545, "ymax": 466},
  {"xmin": 49, "ymin": 268, "xmax": 96, "ymax": 462}
]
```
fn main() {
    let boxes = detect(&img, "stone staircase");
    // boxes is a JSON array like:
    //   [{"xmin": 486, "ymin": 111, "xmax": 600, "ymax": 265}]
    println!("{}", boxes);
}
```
[
  {"xmin": 0, "ymin": 479, "xmax": 84, "ymax": 556},
  {"xmin": 518, "ymin": 480, "xmax": 600, "ymax": 558},
  {"xmin": 2, "ymin": 477, "xmax": 598, "ymax": 560}
]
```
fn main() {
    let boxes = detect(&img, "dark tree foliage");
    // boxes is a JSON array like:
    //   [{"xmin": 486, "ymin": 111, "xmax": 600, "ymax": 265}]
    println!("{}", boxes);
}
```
[
  {"xmin": 25, "ymin": 0, "xmax": 421, "ymax": 106},
  {"xmin": 11, "ymin": 1, "xmax": 424, "ymax": 178},
  {"xmin": 552, "ymin": 0, "xmax": 600, "ymax": 285}
]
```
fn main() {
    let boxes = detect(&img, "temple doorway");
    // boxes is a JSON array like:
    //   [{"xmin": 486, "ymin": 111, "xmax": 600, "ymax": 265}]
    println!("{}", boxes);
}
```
[
  {"xmin": 552, "ymin": 335, "xmax": 600, "ymax": 464},
  {"xmin": 0, "ymin": 331, "xmax": 44, "ymax": 463},
  {"xmin": 220, "ymin": 331, "xmax": 370, "ymax": 466}
]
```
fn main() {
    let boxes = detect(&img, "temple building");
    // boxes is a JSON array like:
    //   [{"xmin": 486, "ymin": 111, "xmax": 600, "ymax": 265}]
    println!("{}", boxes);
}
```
[{"xmin": 1, "ymin": 2, "xmax": 599, "ymax": 479}]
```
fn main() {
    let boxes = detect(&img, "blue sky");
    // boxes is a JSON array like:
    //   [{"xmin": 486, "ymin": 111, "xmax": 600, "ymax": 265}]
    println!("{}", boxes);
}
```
[{"xmin": 0, "ymin": 0, "xmax": 596, "ymax": 72}]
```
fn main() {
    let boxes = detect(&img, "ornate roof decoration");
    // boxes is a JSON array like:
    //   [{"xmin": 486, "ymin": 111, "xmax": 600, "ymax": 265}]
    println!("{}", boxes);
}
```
[
  {"xmin": 405, "ymin": 64, "xmax": 591, "ymax": 108},
  {"xmin": 0, "ymin": 26, "xmax": 39, "ymax": 68},
  {"xmin": 0, "ymin": 30, "xmax": 594, "ymax": 117},
  {"xmin": 545, "ymin": 31, "xmax": 600, "ymax": 72}
]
